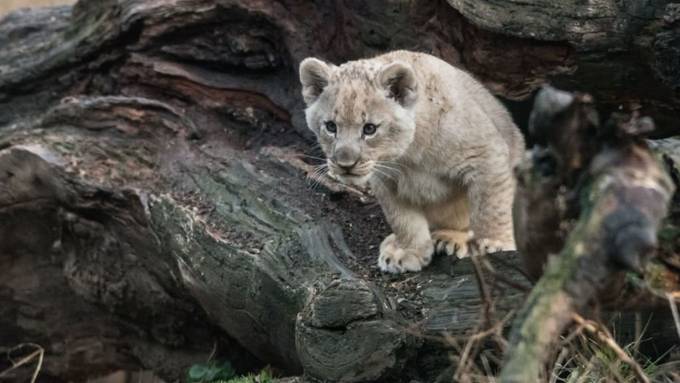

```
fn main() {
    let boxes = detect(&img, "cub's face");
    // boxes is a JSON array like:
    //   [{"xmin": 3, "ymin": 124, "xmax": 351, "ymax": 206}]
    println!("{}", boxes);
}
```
[{"xmin": 299, "ymin": 58, "xmax": 418, "ymax": 186}]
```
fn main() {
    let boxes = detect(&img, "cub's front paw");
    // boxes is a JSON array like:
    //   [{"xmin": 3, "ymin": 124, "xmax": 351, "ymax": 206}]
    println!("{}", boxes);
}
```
[
  {"xmin": 468, "ymin": 238, "xmax": 515, "ymax": 256},
  {"xmin": 432, "ymin": 230, "xmax": 473, "ymax": 261},
  {"xmin": 378, "ymin": 234, "xmax": 433, "ymax": 274}
]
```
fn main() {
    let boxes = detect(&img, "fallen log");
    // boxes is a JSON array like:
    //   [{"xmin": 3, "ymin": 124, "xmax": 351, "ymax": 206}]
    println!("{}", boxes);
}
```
[{"xmin": 0, "ymin": 106, "xmax": 529, "ymax": 381}]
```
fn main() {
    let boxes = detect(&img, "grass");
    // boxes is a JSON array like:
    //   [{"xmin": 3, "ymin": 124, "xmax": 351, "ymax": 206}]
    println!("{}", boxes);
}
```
[
  {"xmin": 216, "ymin": 370, "xmax": 274, "ymax": 383},
  {"xmin": 550, "ymin": 317, "xmax": 679, "ymax": 383},
  {"xmin": 435, "ymin": 299, "xmax": 679, "ymax": 383},
  {"xmin": 553, "ymin": 341, "xmax": 677, "ymax": 382},
  {"xmin": 186, "ymin": 361, "xmax": 274, "ymax": 383}
]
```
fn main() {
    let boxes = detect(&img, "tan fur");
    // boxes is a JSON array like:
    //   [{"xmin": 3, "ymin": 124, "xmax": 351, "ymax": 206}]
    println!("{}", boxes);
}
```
[{"xmin": 300, "ymin": 50, "xmax": 525, "ymax": 273}]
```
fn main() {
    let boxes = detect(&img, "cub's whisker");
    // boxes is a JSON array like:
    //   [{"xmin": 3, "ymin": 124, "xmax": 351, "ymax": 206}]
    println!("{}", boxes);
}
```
[
  {"xmin": 306, "ymin": 164, "xmax": 329, "ymax": 190},
  {"xmin": 374, "ymin": 163, "xmax": 401, "ymax": 178},
  {"xmin": 300, "ymin": 153, "xmax": 327, "ymax": 162},
  {"xmin": 373, "ymin": 167, "xmax": 397, "ymax": 181}
]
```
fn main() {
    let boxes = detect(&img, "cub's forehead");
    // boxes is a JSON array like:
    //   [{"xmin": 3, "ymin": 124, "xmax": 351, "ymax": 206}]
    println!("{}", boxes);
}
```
[
  {"xmin": 330, "ymin": 60, "xmax": 382, "ymax": 82},
  {"xmin": 323, "ymin": 81, "xmax": 386, "ymax": 125},
  {"xmin": 316, "ymin": 60, "xmax": 389, "ymax": 124}
]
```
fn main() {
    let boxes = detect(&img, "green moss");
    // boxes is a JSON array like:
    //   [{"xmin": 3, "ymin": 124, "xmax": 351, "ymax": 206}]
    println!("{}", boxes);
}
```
[
  {"xmin": 187, "ymin": 361, "xmax": 235, "ymax": 383},
  {"xmin": 186, "ymin": 361, "xmax": 273, "ymax": 383},
  {"xmin": 658, "ymin": 222, "xmax": 680, "ymax": 253},
  {"xmin": 642, "ymin": 261, "xmax": 671, "ymax": 291}
]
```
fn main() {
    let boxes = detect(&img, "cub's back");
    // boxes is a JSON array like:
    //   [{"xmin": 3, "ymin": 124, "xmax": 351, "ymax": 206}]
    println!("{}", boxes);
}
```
[{"xmin": 374, "ymin": 50, "xmax": 525, "ymax": 166}]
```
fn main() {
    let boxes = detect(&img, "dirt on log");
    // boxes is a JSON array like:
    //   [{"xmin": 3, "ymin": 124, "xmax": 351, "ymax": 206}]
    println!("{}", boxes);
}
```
[{"xmin": 0, "ymin": 0, "xmax": 678, "ymax": 382}]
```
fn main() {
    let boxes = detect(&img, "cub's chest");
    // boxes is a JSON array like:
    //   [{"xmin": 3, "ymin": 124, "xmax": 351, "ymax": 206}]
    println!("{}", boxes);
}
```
[{"xmin": 396, "ymin": 168, "xmax": 452, "ymax": 205}]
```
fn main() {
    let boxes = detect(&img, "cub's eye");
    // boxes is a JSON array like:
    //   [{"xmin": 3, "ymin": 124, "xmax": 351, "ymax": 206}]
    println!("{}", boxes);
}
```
[
  {"xmin": 363, "ymin": 123, "xmax": 378, "ymax": 136},
  {"xmin": 324, "ymin": 121, "xmax": 337, "ymax": 134}
]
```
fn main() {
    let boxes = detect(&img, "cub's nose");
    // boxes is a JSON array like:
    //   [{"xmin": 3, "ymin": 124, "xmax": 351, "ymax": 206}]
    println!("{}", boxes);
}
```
[
  {"xmin": 336, "ymin": 159, "xmax": 359, "ymax": 173},
  {"xmin": 333, "ymin": 144, "xmax": 360, "ymax": 173}
]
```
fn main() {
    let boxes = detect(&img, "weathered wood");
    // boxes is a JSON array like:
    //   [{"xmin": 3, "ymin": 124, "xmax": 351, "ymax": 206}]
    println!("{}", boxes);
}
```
[
  {"xmin": 0, "ymin": 87, "xmax": 531, "ymax": 381},
  {"xmin": 0, "ymin": 129, "xmax": 527, "ymax": 382},
  {"xmin": 0, "ymin": 148, "xmax": 262, "ymax": 381}
]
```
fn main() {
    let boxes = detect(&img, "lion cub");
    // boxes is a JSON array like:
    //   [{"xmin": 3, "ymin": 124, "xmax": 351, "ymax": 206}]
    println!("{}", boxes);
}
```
[{"xmin": 299, "ymin": 50, "xmax": 524, "ymax": 273}]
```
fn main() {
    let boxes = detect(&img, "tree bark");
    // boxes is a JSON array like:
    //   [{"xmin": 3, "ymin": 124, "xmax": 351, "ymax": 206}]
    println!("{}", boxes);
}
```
[
  {"xmin": 0, "ymin": 1, "xmax": 678, "ymax": 382},
  {"xmin": 444, "ymin": 0, "xmax": 680, "ymax": 138}
]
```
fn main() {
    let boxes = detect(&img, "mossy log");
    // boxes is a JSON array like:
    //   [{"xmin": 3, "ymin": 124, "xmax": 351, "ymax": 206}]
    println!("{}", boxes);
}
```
[
  {"xmin": 0, "ymin": 1, "xmax": 679, "ymax": 382},
  {"xmin": 502, "ymin": 87, "xmax": 678, "ymax": 382}
]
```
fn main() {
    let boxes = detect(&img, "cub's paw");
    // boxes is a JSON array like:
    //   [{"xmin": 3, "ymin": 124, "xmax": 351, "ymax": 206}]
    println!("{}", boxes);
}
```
[
  {"xmin": 468, "ymin": 238, "xmax": 515, "ymax": 256},
  {"xmin": 432, "ymin": 230, "xmax": 473, "ymax": 261},
  {"xmin": 378, "ymin": 234, "xmax": 433, "ymax": 274}
]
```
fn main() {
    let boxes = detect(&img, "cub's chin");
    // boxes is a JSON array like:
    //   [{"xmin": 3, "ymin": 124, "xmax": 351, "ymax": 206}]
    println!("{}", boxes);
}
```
[{"xmin": 332, "ymin": 172, "xmax": 372, "ymax": 188}]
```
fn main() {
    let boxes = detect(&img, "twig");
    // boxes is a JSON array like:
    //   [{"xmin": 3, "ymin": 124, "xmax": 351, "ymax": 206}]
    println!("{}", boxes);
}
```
[
  {"xmin": 452, "ymin": 254, "xmax": 512, "ymax": 381},
  {"xmin": 549, "ymin": 347, "xmax": 571, "ymax": 383},
  {"xmin": 487, "ymin": 271, "xmax": 531, "ymax": 293},
  {"xmin": 453, "ymin": 311, "xmax": 514, "ymax": 381},
  {"xmin": 633, "ymin": 312, "xmax": 641, "ymax": 355},
  {"xmin": 0, "ymin": 343, "xmax": 44, "ymax": 383},
  {"xmin": 667, "ymin": 293, "xmax": 680, "ymax": 341},
  {"xmin": 571, "ymin": 314, "xmax": 650, "ymax": 383},
  {"xmin": 453, "ymin": 322, "xmax": 483, "ymax": 381},
  {"xmin": 207, "ymin": 340, "xmax": 218, "ymax": 362},
  {"xmin": 559, "ymin": 323, "xmax": 585, "ymax": 349},
  {"xmin": 471, "ymin": 254, "xmax": 494, "ymax": 326},
  {"xmin": 478, "ymin": 256, "xmax": 531, "ymax": 293},
  {"xmin": 480, "ymin": 353, "xmax": 496, "ymax": 383},
  {"xmin": 573, "ymin": 358, "xmax": 595, "ymax": 383}
]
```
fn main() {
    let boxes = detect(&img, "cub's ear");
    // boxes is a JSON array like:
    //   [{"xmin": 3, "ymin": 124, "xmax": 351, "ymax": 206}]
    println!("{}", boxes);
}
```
[
  {"xmin": 378, "ymin": 61, "xmax": 418, "ymax": 108},
  {"xmin": 299, "ymin": 58, "xmax": 334, "ymax": 105}
]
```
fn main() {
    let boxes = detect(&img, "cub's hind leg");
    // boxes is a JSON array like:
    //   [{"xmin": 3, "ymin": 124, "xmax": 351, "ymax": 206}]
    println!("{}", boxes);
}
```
[
  {"xmin": 466, "ymin": 161, "xmax": 517, "ymax": 255},
  {"xmin": 432, "ymin": 229, "xmax": 473, "ymax": 260},
  {"xmin": 425, "ymin": 190, "xmax": 472, "ymax": 261}
]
